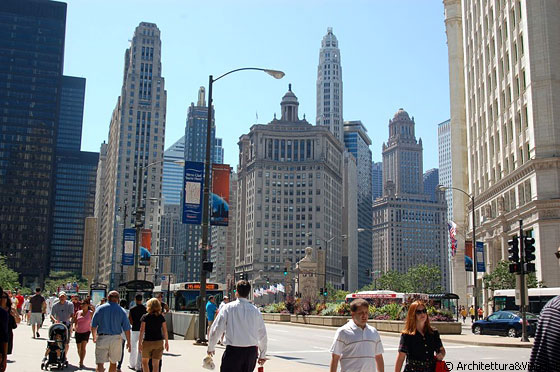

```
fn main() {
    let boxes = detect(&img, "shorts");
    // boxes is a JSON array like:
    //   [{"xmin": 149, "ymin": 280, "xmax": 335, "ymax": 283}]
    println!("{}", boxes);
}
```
[
  {"xmin": 75, "ymin": 331, "xmax": 90, "ymax": 343},
  {"xmin": 30, "ymin": 312, "xmax": 43, "ymax": 325},
  {"xmin": 142, "ymin": 340, "xmax": 164, "ymax": 359},
  {"xmin": 95, "ymin": 335, "xmax": 122, "ymax": 364}
]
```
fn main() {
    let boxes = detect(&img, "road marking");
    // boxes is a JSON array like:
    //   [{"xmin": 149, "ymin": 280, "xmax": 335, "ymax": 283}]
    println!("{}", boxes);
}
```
[{"xmin": 269, "ymin": 349, "xmax": 330, "ymax": 354}]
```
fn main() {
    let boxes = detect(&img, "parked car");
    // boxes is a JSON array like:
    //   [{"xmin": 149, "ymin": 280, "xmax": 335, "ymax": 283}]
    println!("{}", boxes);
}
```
[{"xmin": 472, "ymin": 310, "xmax": 538, "ymax": 337}]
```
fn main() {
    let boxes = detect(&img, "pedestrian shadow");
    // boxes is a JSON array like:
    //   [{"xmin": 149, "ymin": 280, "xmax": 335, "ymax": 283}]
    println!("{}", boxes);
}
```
[
  {"xmin": 162, "ymin": 352, "xmax": 181, "ymax": 357},
  {"xmin": 60, "ymin": 365, "xmax": 95, "ymax": 371}
]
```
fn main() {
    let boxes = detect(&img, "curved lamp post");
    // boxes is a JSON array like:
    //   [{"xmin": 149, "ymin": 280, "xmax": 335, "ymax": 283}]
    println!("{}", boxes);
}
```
[
  {"xmin": 438, "ymin": 185, "xmax": 478, "ymax": 320},
  {"xmin": 196, "ymin": 67, "xmax": 284, "ymax": 344}
]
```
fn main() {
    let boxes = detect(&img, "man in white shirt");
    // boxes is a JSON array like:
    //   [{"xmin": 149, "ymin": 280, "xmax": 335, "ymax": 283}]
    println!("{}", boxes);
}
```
[
  {"xmin": 330, "ymin": 299, "xmax": 384, "ymax": 372},
  {"xmin": 207, "ymin": 281, "xmax": 267, "ymax": 372}
]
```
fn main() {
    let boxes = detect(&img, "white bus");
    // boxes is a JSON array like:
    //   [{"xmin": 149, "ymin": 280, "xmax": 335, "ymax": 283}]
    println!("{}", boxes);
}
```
[{"xmin": 493, "ymin": 287, "xmax": 560, "ymax": 314}]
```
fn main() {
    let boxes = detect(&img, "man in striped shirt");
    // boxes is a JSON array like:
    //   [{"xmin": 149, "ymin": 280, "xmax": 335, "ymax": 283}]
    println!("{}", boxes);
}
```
[{"xmin": 529, "ymin": 295, "xmax": 560, "ymax": 371}]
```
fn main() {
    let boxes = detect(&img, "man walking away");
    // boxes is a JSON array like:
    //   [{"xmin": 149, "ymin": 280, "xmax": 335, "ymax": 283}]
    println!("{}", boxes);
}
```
[
  {"xmin": 128, "ymin": 294, "xmax": 146, "ymax": 372},
  {"xmin": 207, "ymin": 280, "xmax": 267, "ymax": 372},
  {"xmin": 529, "ymin": 295, "xmax": 560, "ymax": 371},
  {"xmin": 29, "ymin": 288, "xmax": 46, "ymax": 338},
  {"xmin": 330, "ymin": 299, "xmax": 384, "ymax": 372},
  {"xmin": 91, "ymin": 290, "xmax": 131, "ymax": 372}
]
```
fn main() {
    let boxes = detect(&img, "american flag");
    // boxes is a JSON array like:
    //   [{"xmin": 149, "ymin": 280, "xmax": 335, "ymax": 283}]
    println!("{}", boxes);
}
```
[{"xmin": 448, "ymin": 221, "xmax": 458, "ymax": 257}]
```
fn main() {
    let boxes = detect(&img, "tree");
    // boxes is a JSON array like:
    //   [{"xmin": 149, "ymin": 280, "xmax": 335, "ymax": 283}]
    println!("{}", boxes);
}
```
[
  {"xmin": 0, "ymin": 255, "xmax": 21, "ymax": 290},
  {"xmin": 407, "ymin": 265, "xmax": 444, "ymax": 294},
  {"xmin": 483, "ymin": 260, "xmax": 544, "ymax": 291},
  {"xmin": 44, "ymin": 271, "xmax": 88, "ymax": 295},
  {"xmin": 374, "ymin": 271, "xmax": 409, "ymax": 292},
  {"xmin": 325, "ymin": 282, "xmax": 348, "ymax": 302}
]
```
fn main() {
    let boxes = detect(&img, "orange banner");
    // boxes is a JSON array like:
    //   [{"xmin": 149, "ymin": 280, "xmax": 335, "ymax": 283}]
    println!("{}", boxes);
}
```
[{"xmin": 211, "ymin": 164, "xmax": 230, "ymax": 226}]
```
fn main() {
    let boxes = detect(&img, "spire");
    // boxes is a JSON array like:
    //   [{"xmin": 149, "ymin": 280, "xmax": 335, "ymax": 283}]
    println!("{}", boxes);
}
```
[{"xmin": 197, "ymin": 86, "xmax": 206, "ymax": 107}]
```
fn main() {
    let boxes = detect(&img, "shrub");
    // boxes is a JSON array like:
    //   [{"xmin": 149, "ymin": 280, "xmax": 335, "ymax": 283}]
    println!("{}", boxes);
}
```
[
  {"xmin": 263, "ymin": 302, "xmax": 287, "ymax": 313},
  {"xmin": 320, "ymin": 303, "xmax": 339, "ymax": 316},
  {"xmin": 335, "ymin": 302, "xmax": 351, "ymax": 316},
  {"xmin": 378, "ymin": 303, "xmax": 405, "ymax": 320}
]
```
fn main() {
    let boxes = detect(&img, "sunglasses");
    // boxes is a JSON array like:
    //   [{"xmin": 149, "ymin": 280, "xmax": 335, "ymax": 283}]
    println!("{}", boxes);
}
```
[{"xmin": 415, "ymin": 308, "xmax": 427, "ymax": 314}]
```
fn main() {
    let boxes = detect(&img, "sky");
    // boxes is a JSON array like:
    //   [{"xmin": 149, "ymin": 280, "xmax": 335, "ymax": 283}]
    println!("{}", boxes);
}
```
[{"xmin": 63, "ymin": 0, "xmax": 450, "ymax": 171}]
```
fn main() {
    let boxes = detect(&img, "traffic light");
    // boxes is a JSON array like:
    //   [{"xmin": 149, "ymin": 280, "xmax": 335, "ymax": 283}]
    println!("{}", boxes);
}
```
[
  {"xmin": 239, "ymin": 272, "xmax": 245, "ymax": 280},
  {"xmin": 182, "ymin": 252, "xmax": 187, "ymax": 261},
  {"xmin": 323, "ymin": 289, "xmax": 328, "ymax": 296},
  {"xmin": 365, "ymin": 269, "xmax": 370, "ymax": 276},
  {"xmin": 509, "ymin": 262, "xmax": 521, "ymax": 274},
  {"xmin": 283, "ymin": 267, "xmax": 288, "ymax": 276},
  {"xmin": 524, "ymin": 237, "xmax": 536, "ymax": 262},
  {"xmin": 508, "ymin": 237, "xmax": 519, "ymax": 263}
]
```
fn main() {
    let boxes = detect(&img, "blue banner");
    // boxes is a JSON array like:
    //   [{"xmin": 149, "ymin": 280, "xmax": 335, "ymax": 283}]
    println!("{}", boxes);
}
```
[
  {"xmin": 123, "ymin": 228, "xmax": 136, "ymax": 266},
  {"xmin": 476, "ymin": 241, "xmax": 485, "ymax": 272},
  {"xmin": 182, "ymin": 161, "xmax": 204, "ymax": 224}
]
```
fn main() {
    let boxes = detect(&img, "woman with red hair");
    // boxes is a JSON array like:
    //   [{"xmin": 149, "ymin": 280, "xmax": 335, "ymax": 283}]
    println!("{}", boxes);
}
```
[{"xmin": 395, "ymin": 301, "xmax": 446, "ymax": 372}]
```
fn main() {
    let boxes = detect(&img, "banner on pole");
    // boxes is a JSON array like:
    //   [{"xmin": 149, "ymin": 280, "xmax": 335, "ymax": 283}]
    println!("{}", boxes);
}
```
[
  {"xmin": 123, "ymin": 228, "xmax": 135, "ymax": 266},
  {"xmin": 465, "ymin": 240, "xmax": 473, "ymax": 272},
  {"xmin": 182, "ymin": 161, "xmax": 204, "ymax": 224},
  {"xmin": 476, "ymin": 241, "xmax": 485, "ymax": 272},
  {"xmin": 211, "ymin": 164, "xmax": 230, "ymax": 226},
  {"xmin": 139, "ymin": 229, "xmax": 152, "ymax": 266}
]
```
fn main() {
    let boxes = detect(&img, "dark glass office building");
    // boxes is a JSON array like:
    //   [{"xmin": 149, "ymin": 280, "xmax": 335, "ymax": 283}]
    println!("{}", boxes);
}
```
[
  {"xmin": 0, "ymin": 0, "xmax": 67, "ymax": 285},
  {"xmin": 50, "ymin": 151, "xmax": 98, "ymax": 273},
  {"xmin": 57, "ymin": 76, "xmax": 85, "ymax": 152}
]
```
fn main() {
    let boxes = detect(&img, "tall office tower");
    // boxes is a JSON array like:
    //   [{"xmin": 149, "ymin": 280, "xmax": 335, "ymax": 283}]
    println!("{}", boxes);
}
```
[
  {"xmin": 373, "ymin": 109, "xmax": 449, "ymax": 290},
  {"xmin": 236, "ymin": 86, "xmax": 346, "ymax": 289},
  {"xmin": 438, "ymin": 119, "xmax": 453, "ymax": 292},
  {"xmin": 162, "ymin": 136, "xmax": 185, "ymax": 205},
  {"xmin": 158, "ymin": 204, "xmax": 180, "ymax": 275},
  {"xmin": 343, "ymin": 121, "xmax": 373, "ymax": 289},
  {"xmin": 423, "ymin": 168, "xmax": 440, "ymax": 201},
  {"xmin": 341, "ymin": 153, "xmax": 358, "ymax": 292},
  {"xmin": 50, "ymin": 76, "xmax": 99, "ymax": 274},
  {"xmin": 214, "ymin": 138, "xmax": 224, "ymax": 164},
  {"xmin": 444, "ymin": 0, "xmax": 560, "ymax": 294},
  {"xmin": 372, "ymin": 162, "xmax": 383, "ymax": 200},
  {"xmin": 174, "ymin": 87, "xmax": 219, "ymax": 282},
  {"xmin": 94, "ymin": 142, "xmax": 108, "ymax": 282},
  {"xmin": 97, "ymin": 22, "xmax": 167, "ymax": 287},
  {"xmin": 316, "ymin": 27, "xmax": 344, "ymax": 143},
  {"xmin": 0, "ymin": 0, "xmax": 67, "ymax": 286},
  {"xmin": 210, "ymin": 171, "xmax": 237, "ymax": 286}
]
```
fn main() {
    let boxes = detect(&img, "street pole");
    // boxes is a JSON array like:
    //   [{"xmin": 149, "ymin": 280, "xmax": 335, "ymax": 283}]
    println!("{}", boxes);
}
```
[
  {"xmin": 471, "ymin": 195, "xmax": 478, "ymax": 320},
  {"xmin": 134, "ymin": 164, "xmax": 145, "ymax": 282},
  {"xmin": 519, "ymin": 220, "xmax": 529, "ymax": 342},
  {"xmin": 120, "ymin": 202, "xmax": 128, "ymax": 285}
]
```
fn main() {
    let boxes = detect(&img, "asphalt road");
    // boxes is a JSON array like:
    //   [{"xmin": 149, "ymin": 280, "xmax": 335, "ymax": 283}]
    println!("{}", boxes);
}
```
[{"xmin": 266, "ymin": 323, "xmax": 532, "ymax": 371}]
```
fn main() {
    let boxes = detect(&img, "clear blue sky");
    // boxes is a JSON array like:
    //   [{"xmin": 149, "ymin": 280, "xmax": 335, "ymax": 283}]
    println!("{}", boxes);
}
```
[{"xmin": 63, "ymin": 0, "xmax": 450, "ymax": 170}]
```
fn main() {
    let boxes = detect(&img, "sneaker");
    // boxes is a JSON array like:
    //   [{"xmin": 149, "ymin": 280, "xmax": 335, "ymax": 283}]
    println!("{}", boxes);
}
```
[{"xmin": 36, "ymin": 332, "xmax": 40, "ymax": 338}]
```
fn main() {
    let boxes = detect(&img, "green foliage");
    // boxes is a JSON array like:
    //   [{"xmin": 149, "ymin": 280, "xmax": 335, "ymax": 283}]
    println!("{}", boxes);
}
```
[
  {"xmin": 263, "ymin": 302, "xmax": 286, "ymax": 313},
  {"xmin": 374, "ymin": 271, "xmax": 409, "ymax": 292},
  {"xmin": 359, "ymin": 264, "xmax": 444, "ymax": 294},
  {"xmin": 378, "ymin": 303, "xmax": 405, "ymax": 320},
  {"xmin": 320, "ymin": 302, "xmax": 339, "ymax": 316},
  {"xmin": 325, "ymin": 282, "xmax": 349, "ymax": 302},
  {"xmin": 44, "ymin": 271, "xmax": 88, "ymax": 295},
  {"xmin": 483, "ymin": 260, "xmax": 545, "ymax": 292},
  {"xmin": 335, "ymin": 302, "xmax": 351, "ymax": 316},
  {"xmin": 0, "ymin": 255, "xmax": 21, "ymax": 290}
]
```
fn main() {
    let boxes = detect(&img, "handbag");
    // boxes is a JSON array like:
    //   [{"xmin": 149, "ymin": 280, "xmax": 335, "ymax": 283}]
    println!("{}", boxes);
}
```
[{"xmin": 435, "ymin": 360, "xmax": 450, "ymax": 372}]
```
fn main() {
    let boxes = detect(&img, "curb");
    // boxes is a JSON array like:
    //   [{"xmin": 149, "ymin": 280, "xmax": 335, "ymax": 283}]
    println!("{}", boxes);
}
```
[{"xmin": 264, "ymin": 320, "xmax": 534, "ymax": 348}]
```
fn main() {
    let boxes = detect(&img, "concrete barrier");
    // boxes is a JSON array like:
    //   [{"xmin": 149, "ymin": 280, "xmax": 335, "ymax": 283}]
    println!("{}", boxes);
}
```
[
  {"xmin": 171, "ymin": 312, "xmax": 200, "ymax": 339},
  {"xmin": 261, "ymin": 313, "xmax": 291, "ymax": 322},
  {"xmin": 290, "ymin": 315, "xmax": 350, "ymax": 327},
  {"xmin": 367, "ymin": 320, "xmax": 462, "ymax": 334}
]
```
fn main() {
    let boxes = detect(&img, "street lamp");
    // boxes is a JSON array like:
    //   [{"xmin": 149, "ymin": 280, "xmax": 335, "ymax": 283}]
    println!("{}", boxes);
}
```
[
  {"xmin": 438, "ymin": 185, "xmax": 478, "ymax": 320},
  {"xmin": 196, "ymin": 67, "xmax": 284, "ymax": 345}
]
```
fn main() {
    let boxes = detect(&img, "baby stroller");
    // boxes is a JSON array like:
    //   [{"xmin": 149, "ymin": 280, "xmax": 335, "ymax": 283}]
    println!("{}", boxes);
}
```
[{"xmin": 41, "ymin": 323, "xmax": 69, "ymax": 370}]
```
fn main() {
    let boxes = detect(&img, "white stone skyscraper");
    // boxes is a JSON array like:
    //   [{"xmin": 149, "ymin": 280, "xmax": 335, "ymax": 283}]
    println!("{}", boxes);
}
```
[
  {"xmin": 317, "ymin": 27, "xmax": 344, "ymax": 143},
  {"xmin": 97, "ymin": 22, "xmax": 167, "ymax": 287}
]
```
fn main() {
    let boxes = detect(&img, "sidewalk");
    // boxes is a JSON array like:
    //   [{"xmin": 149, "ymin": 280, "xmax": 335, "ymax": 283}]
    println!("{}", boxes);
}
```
[{"xmin": 9, "ymin": 321, "xmax": 325, "ymax": 372}]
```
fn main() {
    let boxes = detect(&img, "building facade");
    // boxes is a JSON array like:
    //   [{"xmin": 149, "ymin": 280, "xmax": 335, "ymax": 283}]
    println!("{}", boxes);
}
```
[
  {"xmin": 316, "ymin": 28, "xmax": 344, "ymax": 143},
  {"xmin": 0, "ymin": 0, "xmax": 67, "ymax": 286},
  {"xmin": 57, "ymin": 76, "xmax": 86, "ymax": 152},
  {"xmin": 158, "ymin": 204, "xmax": 181, "ymax": 276},
  {"xmin": 423, "ymin": 168, "xmax": 440, "ymax": 201},
  {"xmin": 438, "ymin": 119, "xmax": 453, "ymax": 224},
  {"xmin": 236, "ymin": 86, "xmax": 345, "ymax": 290},
  {"xmin": 162, "ymin": 136, "xmax": 185, "ymax": 206},
  {"xmin": 372, "ymin": 162, "xmax": 383, "ymax": 200},
  {"xmin": 97, "ymin": 22, "xmax": 167, "ymax": 287},
  {"xmin": 343, "ymin": 121, "xmax": 373, "ymax": 289},
  {"xmin": 444, "ymin": 0, "xmax": 560, "ymax": 303},
  {"xmin": 373, "ymin": 109, "xmax": 449, "ymax": 290}
]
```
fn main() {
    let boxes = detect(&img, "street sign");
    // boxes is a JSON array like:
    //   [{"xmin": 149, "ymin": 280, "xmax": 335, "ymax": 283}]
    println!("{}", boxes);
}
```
[
  {"xmin": 122, "ymin": 228, "xmax": 135, "ymax": 266},
  {"xmin": 161, "ymin": 275, "xmax": 168, "ymax": 288}
]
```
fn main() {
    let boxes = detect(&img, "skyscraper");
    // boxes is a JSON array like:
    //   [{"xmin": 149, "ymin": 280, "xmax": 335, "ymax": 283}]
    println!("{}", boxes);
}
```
[
  {"xmin": 372, "ymin": 162, "xmax": 383, "ymax": 200},
  {"xmin": 343, "ymin": 121, "xmax": 373, "ymax": 289},
  {"xmin": 423, "ymin": 168, "xmax": 440, "ymax": 201},
  {"xmin": 444, "ymin": 0, "xmax": 560, "ymax": 295},
  {"xmin": 236, "ymin": 86, "xmax": 345, "ymax": 289},
  {"xmin": 162, "ymin": 136, "xmax": 185, "ymax": 206},
  {"xmin": 437, "ymin": 119, "xmax": 452, "ymax": 224},
  {"xmin": 373, "ymin": 109, "xmax": 449, "ymax": 290},
  {"xmin": 316, "ymin": 28, "xmax": 344, "ymax": 143},
  {"xmin": 97, "ymin": 22, "xmax": 167, "ymax": 287},
  {"xmin": 0, "ymin": 0, "xmax": 67, "ymax": 285},
  {"xmin": 56, "ymin": 76, "xmax": 86, "ymax": 152}
]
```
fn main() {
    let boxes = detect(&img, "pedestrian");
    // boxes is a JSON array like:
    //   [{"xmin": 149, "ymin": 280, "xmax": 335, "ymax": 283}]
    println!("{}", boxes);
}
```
[
  {"xmin": 50, "ymin": 292, "xmax": 75, "ymax": 357},
  {"xmin": 46, "ymin": 293, "xmax": 56, "ymax": 320},
  {"xmin": 139, "ymin": 298, "xmax": 169, "ymax": 372},
  {"xmin": 117, "ymin": 299, "xmax": 129, "ymax": 372},
  {"xmin": 217, "ymin": 296, "xmax": 229, "ymax": 345},
  {"xmin": 206, "ymin": 296, "xmax": 217, "ymax": 338},
  {"xmin": 477, "ymin": 307, "xmax": 483, "ymax": 319},
  {"xmin": 29, "ymin": 287, "xmax": 46, "ymax": 338},
  {"xmin": 460, "ymin": 306, "xmax": 467, "ymax": 324},
  {"xmin": 91, "ymin": 290, "xmax": 131, "ymax": 372},
  {"xmin": 207, "ymin": 280, "xmax": 267, "ymax": 372},
  {"xmin": 95, "ymin": 298, "xmax": 107, "ymax": 312},
  {"xmin": 329, "ymin": 298, "xmax": 385, "ymax": 372},
  {"xmin": 14, "ymin": 290, "xmax": 23, "ymax": 318},
  {"xmin": 0, "ymin": 287, "xmax": 9, "ymax": 372},
  {"xmin": 395, "ymin": 301, "xmax": 446, "ymax": 372},
  {"xmin": 71, "ymin": 295, "xmax": 82, "ymax": 315},
  {"xmin": 73, "ymin": 300, "xmax": 93, "ymax": 369},
  {"xmin": 529, "ymin": 295, "xmax": 560, "ymax": 371},
  {"xmin": 154, "ymin": 294, "xmax": 169, "ymax": 314},
  {"xmin": 0, "ymin": 290, "xmax": 21, "ymax": 364},
  {"xmin": 128, "ymin": 294, "xmax": 146, "ymax": 372},
  {"xmin": 469, "ymin": 305, "xmax": 475, "ymax": 323}
]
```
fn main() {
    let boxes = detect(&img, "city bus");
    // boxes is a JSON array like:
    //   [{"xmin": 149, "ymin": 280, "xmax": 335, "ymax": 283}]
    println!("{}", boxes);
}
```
[
  {"xmin": 154, "ymin": 282, "xmax": 225, "ymax": 312},
  {"xmin": 493, "ymin": 287, "xmax": 560, "ymax": 314}
]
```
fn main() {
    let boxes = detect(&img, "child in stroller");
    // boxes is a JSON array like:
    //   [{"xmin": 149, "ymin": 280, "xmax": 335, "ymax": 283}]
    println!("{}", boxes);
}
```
[{"xmin": 41, "ymin": 323, "xmax": 69, "ymax": 370}]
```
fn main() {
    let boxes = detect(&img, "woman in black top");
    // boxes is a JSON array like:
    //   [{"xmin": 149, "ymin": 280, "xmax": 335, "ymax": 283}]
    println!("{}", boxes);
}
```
[
  {"xmin": 139, "ymin": 298, "xmax": 169, "ymax": 372},
  {"xmin": 395, "ymin": 301, "xmax": 446, "ymax": 372},
  {"xmin": 0, "ymin": 292, "xmax": 20, "ymax": 358}
]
